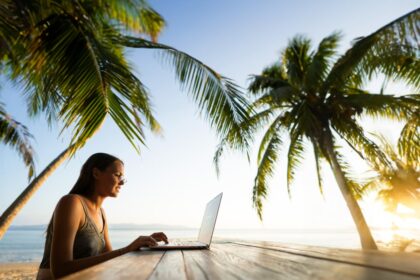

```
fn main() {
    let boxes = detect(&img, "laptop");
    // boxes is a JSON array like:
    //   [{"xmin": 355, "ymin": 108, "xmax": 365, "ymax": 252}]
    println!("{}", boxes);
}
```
[{"xmin": 149, "ymin": 192, "xmax": 223, "ymax": 250}]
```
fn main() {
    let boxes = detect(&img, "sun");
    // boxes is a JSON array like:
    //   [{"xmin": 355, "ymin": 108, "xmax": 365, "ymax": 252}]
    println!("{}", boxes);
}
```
[{"xmin": 361, "ymin": 193, "xmax": 420, "ymax": 244}]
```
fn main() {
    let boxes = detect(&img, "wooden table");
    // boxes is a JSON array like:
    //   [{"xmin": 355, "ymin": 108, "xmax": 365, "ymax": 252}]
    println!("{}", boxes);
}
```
[{"xmin": 63, "ymin": 240, "xmax": 420, "ymax": 279}]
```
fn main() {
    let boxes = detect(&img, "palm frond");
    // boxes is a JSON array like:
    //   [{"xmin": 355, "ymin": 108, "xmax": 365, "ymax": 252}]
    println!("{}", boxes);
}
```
[
  {"xmin": 289, "ymin": 101, "xmax": 322, "ymax": 139},
  {"xmin": 257, "ymin": 115, "xmax": 285, "ymax": 163},
  {"xmin": 286, "ymin": 133, "xmax": 304, "ymax": 198},
  {"xmin": 213, "ymin": 108, "xmax": 274, "ymax": 176},
  {"xmin": 118, "ymin": 35, "xmax": 251, "ymax": 139},
  {"xmin": 399, "ymin": 113, "xmax": 420, "ymax": 164},
  {"xmin": 359, "ymin": 45, "xmax": 420, "ymax": 89},
  {"xmin": 99, "ymin": 0, "xmax": 165, "ymax": 40},
  {"xmin": 324, "ymin": 8, "xmax": 420, "ymax": 93},
  {"xmin": 305, "ymin": 31, "xmax": 341, "ymax": 92},
  {"xmin": 282, "ymin": 35, "xmax": 312, "ymax": 88},
  {"xmin": 331, "ymin": 119, "xmax": 382, "ymax": 167},
  {"xmin": 0, "ymin": 102, "xmax": 36, "ymax": 179},
  {"xmin": 253, "ymin": 131, "xmax": 282, "ymax": 220},
  {"xmin": 20, "ymin": 14, "xmax": 160, "ymax": 154},
  {"xmin": 372, "ymin": 133, "xmax": 400, "ymax": 163},
  {"xmin": 251, "ymin": 86, "xmax": 297, "ymax": 110},
  {"xmin": 248, "ymin": 63, "xmax": 288, "ymax": 94},
  {"xmin": 332, "ymin": 117, "xmax": 391, "ymax": 173},
  {"xmin": 340, "ymin": 92, "xmax": 418, "ymax": 121}
]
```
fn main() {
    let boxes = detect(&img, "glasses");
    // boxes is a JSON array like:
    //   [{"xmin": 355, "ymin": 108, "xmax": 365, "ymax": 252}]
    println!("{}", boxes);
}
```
[{"xmin": 114, "ymin": 173, "xmax": 127, "ymax": 184}]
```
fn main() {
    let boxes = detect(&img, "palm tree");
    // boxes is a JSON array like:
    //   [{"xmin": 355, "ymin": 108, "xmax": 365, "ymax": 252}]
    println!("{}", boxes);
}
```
[
  {"xmin": 215, "ymin": 9, "xmax": 420, "ymax": 250},
  {"xmin": 0, "ymin": 0, "xmax": 250, "ymax": 238},
  {"xmin": 363, "ymin": 134, "xmax": 420, "ymax": 217}
]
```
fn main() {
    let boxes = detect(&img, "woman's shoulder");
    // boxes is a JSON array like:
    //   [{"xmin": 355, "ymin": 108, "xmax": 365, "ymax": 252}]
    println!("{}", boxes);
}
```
[{"xmin": 56, "ymin": 194, "xmax": 84, "ymax": 212}]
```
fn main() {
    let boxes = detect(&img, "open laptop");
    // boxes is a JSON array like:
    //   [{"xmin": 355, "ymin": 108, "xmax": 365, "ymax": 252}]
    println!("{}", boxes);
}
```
[{"xmin": 149, "ymin": 192, "xmax": 223, "ymax": 250}]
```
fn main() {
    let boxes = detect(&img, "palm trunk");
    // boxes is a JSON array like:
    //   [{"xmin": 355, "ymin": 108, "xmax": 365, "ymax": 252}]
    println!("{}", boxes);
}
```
[
  {"xmin": 323, "ymin": 131, "xmax": 378, "ymax": 250},
  {"xmin": 0, "ymin": 146, "xmax": 74, "ymax": 239}
]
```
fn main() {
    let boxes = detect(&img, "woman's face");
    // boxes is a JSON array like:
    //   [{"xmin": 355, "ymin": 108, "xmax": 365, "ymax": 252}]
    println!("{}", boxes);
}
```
[{"xmin": 93, "ymin": 160, "xmax": 125, "ymax": 197}]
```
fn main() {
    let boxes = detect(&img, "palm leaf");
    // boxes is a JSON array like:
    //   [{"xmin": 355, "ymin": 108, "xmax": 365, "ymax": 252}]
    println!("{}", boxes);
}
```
[
  {"xmin": 331, "ymin": 117, "xmax": 391, "ymax": 172},
  {"xmin": 0, "ymin": 102, "xmax": 35, "ymax": 179},
  {"xmin": 282, "ymin": 35, "xmax": 312, "ymax": 88},
  {"xmin": 304, "ymin": 32, "xmax": 341, "ymax": 92},
  {"xmin": 286, "ymin": 133, "xmax": 304, "ymax": 198},
  {"xmin": 251, "ymin": 86, "xmax": 297, "ymax": 110},
  {"xmin": 248, "ymin": 63, "xmax": 288, "ymax": 94},
  {"xmin": 118, "ymin": 35, "xmax": 251, "ymax": 138},
  {"xmin": 22, "ymin": 14, "xmax": 159, "ymax": 153},
  {"xmin": 257, "ymin": 115, "xmax": 285, "ymax": 163},
  {"xmin": 324, "ymin": 8, "xmax": 420, "ymax": 93},
  {"xmin": 399, "ymin": 113, "xmax": 420, "ymax": 164},
  {"xmin": 98, "ymin": 0, "xmax": 165, "ymax": 40},
  {"xmin": 340, "ymin": 92, "xmax": 418, "ymax": 121},
  {"xmin": 213, "ymin": 108, "xmax": 274, "ymax": 176},
  {"xmin": 253, "ymin": 131, "xmax": 282, "ymax": 220}
]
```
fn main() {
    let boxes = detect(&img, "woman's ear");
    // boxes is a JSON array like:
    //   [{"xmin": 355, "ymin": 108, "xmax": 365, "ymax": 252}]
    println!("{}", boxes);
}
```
[{"xmin": 92, "ymin": 167, "xmax": 101, "ymax": 180}]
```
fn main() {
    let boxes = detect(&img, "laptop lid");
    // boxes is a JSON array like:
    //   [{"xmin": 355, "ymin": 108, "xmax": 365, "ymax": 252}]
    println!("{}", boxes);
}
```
[{"xmin": 197, "ymin": 192, "xmax": 223, "ymax": 245}]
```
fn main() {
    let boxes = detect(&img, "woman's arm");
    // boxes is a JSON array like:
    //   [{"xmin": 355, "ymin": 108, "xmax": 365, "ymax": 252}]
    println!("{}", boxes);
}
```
[
  {"xmin": 50, "ymin": 195, "xmax": 159, "ymax": 278},
  {"xmin": 53, "ymin": 237, "xmax": 157, "ymax": 278}
]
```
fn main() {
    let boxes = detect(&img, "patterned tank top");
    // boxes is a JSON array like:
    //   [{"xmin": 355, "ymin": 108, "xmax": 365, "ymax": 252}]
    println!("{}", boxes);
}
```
[{"xmin": 39, "ymin": 195, "xmax": 106, "ymax": 269}]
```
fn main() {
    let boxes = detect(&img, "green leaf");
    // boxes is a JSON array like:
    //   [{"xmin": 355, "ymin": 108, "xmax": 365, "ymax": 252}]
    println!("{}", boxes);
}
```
[
  {"xmin": 0, "ymin": 102, "xmax": 36, "ymax": 179},
  {"xmin": 118, "ymin": 36, "xmax": 251, "ymax": 139},
  {"xmin": 253, "ymin": 131, "xmax": 282, "ymax": 220}
]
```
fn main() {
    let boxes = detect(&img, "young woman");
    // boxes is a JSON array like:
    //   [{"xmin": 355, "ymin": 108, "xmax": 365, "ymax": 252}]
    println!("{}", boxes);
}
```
[{"xmin": 37, "ymin": 153, "xmax": 168, "ymax": 279}]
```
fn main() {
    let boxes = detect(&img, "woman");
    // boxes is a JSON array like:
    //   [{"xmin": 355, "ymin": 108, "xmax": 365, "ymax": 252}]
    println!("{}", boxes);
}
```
[{"xmin": 37, "ymin": 153, "xmax": 168, "ymax": 279}]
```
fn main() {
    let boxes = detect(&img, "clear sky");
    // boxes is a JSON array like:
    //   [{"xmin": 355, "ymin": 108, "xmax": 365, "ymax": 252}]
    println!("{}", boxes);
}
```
[{"xmin": 0, "ymin": 1, "xmax": 418, "ymax": 232}]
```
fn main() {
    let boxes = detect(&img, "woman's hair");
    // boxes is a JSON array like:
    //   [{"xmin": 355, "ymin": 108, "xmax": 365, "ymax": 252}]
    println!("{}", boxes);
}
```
[
  {"xmin": 68, "ymin": 153, "xmax": 123, "ymax": 196},
  {"xmin": 45, "ymin": 153, "xmax": 122, "ymax": 235}
]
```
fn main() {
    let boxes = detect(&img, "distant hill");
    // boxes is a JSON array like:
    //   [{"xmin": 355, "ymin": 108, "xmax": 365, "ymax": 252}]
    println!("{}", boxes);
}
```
[{"xmin": 9, "ymin": 223, "xmax": 194, "ymax": 231}]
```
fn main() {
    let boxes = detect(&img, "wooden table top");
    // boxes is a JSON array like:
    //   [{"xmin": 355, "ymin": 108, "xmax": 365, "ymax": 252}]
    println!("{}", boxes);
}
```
[{"xmin": 63, "ymin": 240, "xmax": 420, "ymax": 279}]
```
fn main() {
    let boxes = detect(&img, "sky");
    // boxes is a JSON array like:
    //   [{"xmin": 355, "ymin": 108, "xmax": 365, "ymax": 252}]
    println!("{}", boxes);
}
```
[{"xmin": 0, "ymin": 0, "xmax": 419, "ymax": 235}]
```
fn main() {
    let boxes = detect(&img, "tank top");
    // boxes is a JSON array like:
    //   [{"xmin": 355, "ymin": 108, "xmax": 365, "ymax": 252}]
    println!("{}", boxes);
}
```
[{"xmin": 39, "ymin": 195, "xmax": 106, "ymax": 269}]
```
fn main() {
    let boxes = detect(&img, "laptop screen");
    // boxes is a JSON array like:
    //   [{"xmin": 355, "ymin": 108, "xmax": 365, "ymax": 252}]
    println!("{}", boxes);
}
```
[{"xmin": 197, "ymin": 193, "xmax": 223, "ymax": 245}]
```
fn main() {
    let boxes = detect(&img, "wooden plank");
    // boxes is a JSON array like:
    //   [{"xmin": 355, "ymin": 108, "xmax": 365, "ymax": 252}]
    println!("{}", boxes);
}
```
[
  {"xmin": 148, "ymin": 250, "xmax": 188, "ymax": 280},
  {"xmin": 63, "ymin": 250, "xmax": 164, "ymax": 280},
  {"xmin": 230, "ymin": 240, "xmax": 420, "ymax": 277},
  {"xmin": 182, "ymin": 245, "xmax": 296, "ymax": 279},
  {"xmin": 212, "ymin": 243, "xmax": 420, "ymax": 280},
  {"xmin": 62, "ymin": 240, "xmax": 420, "ymax": 279}
]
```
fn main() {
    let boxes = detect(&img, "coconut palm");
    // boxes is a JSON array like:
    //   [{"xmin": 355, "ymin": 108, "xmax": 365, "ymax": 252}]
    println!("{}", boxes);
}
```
[
  {"xmin": 215, "ymin": 9, "xmax": 420, "ymax": 250},
  {"xmin": 363, "ymin": 134, "xmax": 420, "ymax": 217},
  {"xmin": 0, "ymin": 0, "xmax": 250, "ymax": 238}
]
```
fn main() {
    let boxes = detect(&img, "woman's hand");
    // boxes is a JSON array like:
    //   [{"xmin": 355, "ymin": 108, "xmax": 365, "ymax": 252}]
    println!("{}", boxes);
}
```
[
  {"xmin": 151, "ymin": 232, "xmax": 169, "ymax": 244},
  {"xmin": 126, "ymin": 236, "xmax": 158, "ymax": 252}
]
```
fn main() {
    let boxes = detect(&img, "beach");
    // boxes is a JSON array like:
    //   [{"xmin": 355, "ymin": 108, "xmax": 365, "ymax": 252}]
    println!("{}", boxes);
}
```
[{"xmin": 0, "ymin": 262, "xmax": 38, "ymax": 280}]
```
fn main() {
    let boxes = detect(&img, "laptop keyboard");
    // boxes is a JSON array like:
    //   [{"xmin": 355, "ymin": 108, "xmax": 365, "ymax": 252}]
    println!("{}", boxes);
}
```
[{"xmin": 157, "ymin": 241, "xmax": 205, "ymax": 247}]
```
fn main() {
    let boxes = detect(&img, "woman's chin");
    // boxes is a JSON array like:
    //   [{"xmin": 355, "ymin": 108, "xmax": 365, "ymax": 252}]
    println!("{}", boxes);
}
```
[{"xmin": 110, "ymin": 191, "xmax": 119, "ymax": 197}]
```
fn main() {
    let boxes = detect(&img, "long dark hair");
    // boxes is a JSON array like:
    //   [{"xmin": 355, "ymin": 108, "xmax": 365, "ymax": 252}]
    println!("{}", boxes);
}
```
[
  {"xmin": 69, "ymin": 153, "xmax": 123, "ymax": 196},
  {"xmin": 45, "ymin": 153, "xmax": 123, "ymax": 235}
]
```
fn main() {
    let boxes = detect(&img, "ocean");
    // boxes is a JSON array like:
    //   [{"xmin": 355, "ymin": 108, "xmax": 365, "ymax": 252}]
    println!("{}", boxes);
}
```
[{"xmin": 0, "ymin": 227, "xmax": 417, "ymax": 263}]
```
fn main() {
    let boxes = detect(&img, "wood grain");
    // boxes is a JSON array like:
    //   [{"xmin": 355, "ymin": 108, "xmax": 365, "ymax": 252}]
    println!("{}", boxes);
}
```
[
  {"xmin": 213, "ymin": 243, "xmax": 420, "ymax": 280},
  {"xmin": 148, "ymin": 250, "xmax": 188, "ymax": 280},
  {"xmin": 231, "ymin": 240, "xmax": 420, "ymax": 276},
  {"xmin": 63, "ymin": 250, "xmax": 164, "ymax": 280},
  {"xmin": 61, "ymin": 240, "xmax": 420, "ymax": 280}
]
